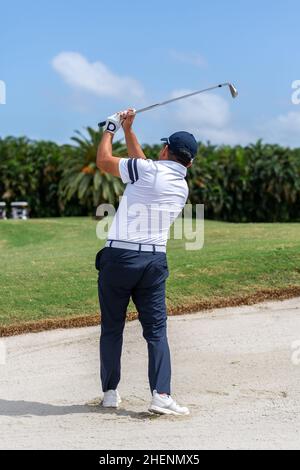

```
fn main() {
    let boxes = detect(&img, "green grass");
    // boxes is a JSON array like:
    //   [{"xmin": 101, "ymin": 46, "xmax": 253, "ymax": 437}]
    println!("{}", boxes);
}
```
[{"xmin": 0, "ymin": 218, "xmax": 300, "ymax": 327}]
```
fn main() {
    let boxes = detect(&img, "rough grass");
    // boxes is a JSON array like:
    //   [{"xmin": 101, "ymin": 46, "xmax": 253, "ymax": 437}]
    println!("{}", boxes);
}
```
[{"xmin": 0, "ymin": 218, "xmax": 300, "ymax": 334}]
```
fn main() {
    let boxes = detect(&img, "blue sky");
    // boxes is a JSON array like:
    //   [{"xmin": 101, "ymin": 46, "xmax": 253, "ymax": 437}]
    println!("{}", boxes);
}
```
[{"xmin": 1, "ymin": 0, "xmax": 300, "ymax": 146}]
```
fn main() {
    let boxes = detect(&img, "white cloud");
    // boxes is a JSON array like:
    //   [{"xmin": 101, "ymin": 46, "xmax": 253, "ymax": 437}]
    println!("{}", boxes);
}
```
[
  {"xmin": 262, "ymin": 111, "xmax": 300, "ymax": 146},
  {"xmin": 198, "ymin": 127, "xmax": 253, "ymax": 146},
  {"xmin": 52, "ymin": 52, "xmax": 144, "ymax": 100},
  {"xmin": 170, "ymin": 89, "xmax": 230, "ymax": 128},
  {"xmin": 166, "ymin": 90, "xmax": 251, "ymax": 145},
  {"xmin": 170, "ymin": 50, "xmax": 207, "ymax": 68}
]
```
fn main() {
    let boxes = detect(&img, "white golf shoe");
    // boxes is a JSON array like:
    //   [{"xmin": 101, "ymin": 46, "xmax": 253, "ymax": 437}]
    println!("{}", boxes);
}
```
[
  {"xmin": 102, "ymin": 390, "xmax": 122, "ymax": 408},
  {"xmin": 149, "ymin": 390, "xmax": 190, "ymax": 416}
]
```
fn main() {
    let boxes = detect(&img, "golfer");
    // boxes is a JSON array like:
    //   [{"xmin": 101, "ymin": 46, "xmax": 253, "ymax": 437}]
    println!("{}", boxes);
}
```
[{"xmin": 96, "ymin": 109, "xmax": 198, "ymax": 416}]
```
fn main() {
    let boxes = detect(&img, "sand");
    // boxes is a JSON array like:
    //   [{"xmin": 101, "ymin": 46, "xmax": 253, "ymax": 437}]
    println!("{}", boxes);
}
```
[{"xmin": 0, "ymin": 297, "xmax": 300, "ymax": 450}]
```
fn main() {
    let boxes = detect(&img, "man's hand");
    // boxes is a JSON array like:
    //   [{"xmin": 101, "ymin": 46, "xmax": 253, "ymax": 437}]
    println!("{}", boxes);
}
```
[
  {"xmin": 104, "ymin": 113, "xmax": 123, "ymax": 135},
  {"xmin": 121, "ymin": 108, "xmax": 136, "ymax": 133}
]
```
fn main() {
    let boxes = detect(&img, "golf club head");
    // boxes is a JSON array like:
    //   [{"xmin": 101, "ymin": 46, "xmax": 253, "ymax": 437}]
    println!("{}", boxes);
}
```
[{"xmin": 228, "ymin": 83, "xmax": 238, "ymax": 98}]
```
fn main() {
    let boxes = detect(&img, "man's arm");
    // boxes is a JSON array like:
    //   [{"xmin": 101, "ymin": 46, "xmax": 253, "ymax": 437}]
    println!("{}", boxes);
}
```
[
  {"xmin": 96, "ymin": 131, "xmax": 121, "ymax": 177},
  {"xmin": 122, "ymin": 109, "xmax": 146, "ymax": 159}
]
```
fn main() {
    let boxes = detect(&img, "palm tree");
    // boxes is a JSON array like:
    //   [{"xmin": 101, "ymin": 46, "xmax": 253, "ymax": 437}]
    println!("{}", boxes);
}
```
[{"xmin": 59, "ymin": 127, "xmax": 127, "ymax": 212}]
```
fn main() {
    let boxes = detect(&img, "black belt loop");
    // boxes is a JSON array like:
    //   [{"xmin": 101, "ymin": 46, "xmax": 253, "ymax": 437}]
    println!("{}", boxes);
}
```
[
  {"xmin": 139, "ymin": 243, "xmax": 142, "ymax": 253},
  {"xmin": 153, "ymin": 245, "xmax": 156, "ymax": 254},
  {"xmin": 109, "ymin": 240, "xmax": 113, "ymax": 248}
]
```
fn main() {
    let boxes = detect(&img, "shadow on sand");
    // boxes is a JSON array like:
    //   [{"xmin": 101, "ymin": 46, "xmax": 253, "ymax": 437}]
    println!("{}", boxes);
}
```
[{"xmin": 0, "ymin": 399, "xmax": 160, "ymax": 420}]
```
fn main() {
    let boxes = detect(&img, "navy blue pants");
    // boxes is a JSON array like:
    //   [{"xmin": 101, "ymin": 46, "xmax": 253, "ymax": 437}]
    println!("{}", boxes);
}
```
[{"xmin": 96, "ymin": 247, "xmax": 171, "ymax": 395}]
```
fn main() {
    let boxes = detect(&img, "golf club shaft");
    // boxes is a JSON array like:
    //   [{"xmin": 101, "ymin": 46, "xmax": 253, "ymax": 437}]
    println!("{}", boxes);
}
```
[{"xmin": 98, "ymin": 82, "xmax": 235, "ymax": 128}]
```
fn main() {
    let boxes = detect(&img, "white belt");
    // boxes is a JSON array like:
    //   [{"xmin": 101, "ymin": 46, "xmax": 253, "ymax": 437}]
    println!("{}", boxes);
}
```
[{"xmin": 105, "ymin": 240, "xmax": 166, "ymax": 253}]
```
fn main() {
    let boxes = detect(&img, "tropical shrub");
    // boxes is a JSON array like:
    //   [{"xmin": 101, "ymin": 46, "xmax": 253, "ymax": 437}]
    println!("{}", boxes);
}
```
[
  {"xmin": 0, "ymin": 136, "xmax": 63, "ymax": 217},
  {"xmin": 187, "ymin": 141, "xmax": 300, "ymax": 222},
  {"xmin": 59, "ymin": 127, "xmax": 126, "ymax": 213}
]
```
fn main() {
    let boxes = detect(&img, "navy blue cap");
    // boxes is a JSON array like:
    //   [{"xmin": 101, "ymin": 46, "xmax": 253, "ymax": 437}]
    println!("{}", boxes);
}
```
[{"xmin": 161, "ymin": 131, "xmax": 198, "ymax": 160}]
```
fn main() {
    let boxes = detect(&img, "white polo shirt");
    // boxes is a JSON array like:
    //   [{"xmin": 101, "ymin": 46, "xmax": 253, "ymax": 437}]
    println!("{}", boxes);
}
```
[{"xmin": 107, "ymin": 158, "xmax": 189, "ymax": 247}]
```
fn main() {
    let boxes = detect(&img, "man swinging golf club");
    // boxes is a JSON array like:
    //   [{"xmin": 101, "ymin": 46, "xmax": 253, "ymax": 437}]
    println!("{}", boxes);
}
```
[{"xmin": 96, "ymin": 109, "xmax": 198, "ymax": 416}]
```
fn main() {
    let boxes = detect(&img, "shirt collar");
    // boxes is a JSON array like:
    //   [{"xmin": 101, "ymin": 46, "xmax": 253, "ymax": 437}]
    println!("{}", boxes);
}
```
[{"xmin": 157, "ymin": 160, "xmax": 187, "ymax": 177}]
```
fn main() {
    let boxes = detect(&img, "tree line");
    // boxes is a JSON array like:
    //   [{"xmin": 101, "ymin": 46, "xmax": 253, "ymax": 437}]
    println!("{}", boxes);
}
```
[{"xmin": 0, "ymin": 129, "xmax": 299, "ymax": 222}]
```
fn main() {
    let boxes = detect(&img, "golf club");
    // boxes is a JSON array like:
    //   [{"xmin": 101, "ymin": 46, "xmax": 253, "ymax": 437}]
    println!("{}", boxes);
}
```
[{"xmin": 98, "ymin": 82, "xmax": 238, "ymax": 128}]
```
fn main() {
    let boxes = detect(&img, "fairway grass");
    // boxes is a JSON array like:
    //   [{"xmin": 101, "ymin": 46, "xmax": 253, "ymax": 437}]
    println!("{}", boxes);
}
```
[{"xmin": 0, "ymin": 218, "xmax": 300, "ymax": 333}]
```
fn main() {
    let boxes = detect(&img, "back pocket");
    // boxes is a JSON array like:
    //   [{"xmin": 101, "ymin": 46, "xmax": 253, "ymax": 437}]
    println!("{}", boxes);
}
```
[{"xmin": 95, "ymin": 248, "xmax": 105, "ymax": 271}]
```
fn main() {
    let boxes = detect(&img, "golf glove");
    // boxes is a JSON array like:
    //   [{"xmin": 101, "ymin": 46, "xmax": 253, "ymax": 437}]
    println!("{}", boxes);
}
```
[{"xmin": 104, "ymin": 113, "xmax": 122, "ymax": 135}]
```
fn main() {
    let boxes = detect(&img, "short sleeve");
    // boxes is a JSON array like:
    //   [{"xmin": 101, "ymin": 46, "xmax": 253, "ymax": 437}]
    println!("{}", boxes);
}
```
[{"xmin": 119, "ymin": 158, "xmax": 151, "ymax": 184}]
